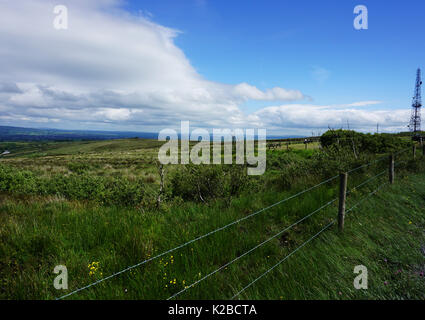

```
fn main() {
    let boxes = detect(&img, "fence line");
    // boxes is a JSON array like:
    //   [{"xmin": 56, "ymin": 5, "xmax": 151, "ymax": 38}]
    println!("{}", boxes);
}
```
[
  {"xmin": 231, "ymin": 180, "xmax": 389, "ymax": 299},
  {"xmin": 167, "ymin": 198, "xmax": 338, "ymax": 300},
  {"xmin": 56, "ymin": 174, "xmax": 339, "ymax": 300},
  {"xmin": 231, "ymin": 220, "xmax": 336, "ymax": 299},
  {"xmin": 395, "ymin": 160, "xmax": 408, "ymax": 167},
  {"xmin": 347, "ymin": 146, "xmax": 410, "ymax": 174},
  {"xmin": 346, "ymin": 170, "xmax": 386, "ymax": 196},
  {"xmin": 346, "ymin": 182, "xmax": 388, "ymax": 216},
  {"xmin": 395, "ymin": 146, "xmax": 412, "ymax": 156},
  {"xmin": 347, "ymin": 155, "xmax": 386, "ymax": 174},
  {"xmin": 56, "ymin": 145, "xmax": 414, "ymax": 300}
]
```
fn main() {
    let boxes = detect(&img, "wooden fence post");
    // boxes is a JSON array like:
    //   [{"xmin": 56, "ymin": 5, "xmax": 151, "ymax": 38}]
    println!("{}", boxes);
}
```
[
  {"xmin": 389, "ymin": 154, "xmax": 394, "ymax": 184},
  {"xmin": 157, "ymin": 163, "xmax": 165, "ymax": 208},
  {"xmin": 423, "ymin": 144, "xmax": 425, "ymax": 156},
  {"xmin": 338, "ymin": 172, "xmax": 348, "ymax": 232}
]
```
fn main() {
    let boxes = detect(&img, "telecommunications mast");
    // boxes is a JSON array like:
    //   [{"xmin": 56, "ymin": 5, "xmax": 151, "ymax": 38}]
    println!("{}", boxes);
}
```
[{"xmin": 409, "ymin": 68, "xmax": 422, "ymax": 139}]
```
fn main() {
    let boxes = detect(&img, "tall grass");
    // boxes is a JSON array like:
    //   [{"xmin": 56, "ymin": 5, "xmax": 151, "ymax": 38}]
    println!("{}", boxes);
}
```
[
  {"xmin": 1, "ymin": 156, "xmax": 424, "ymax": 299},
  {"xmin": 1, "ymin": 136, "xmax": 423, "ymax": 300}
]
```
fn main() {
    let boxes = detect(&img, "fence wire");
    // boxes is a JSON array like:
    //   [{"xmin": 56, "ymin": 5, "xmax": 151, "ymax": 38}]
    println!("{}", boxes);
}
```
[
  {"xmin": 346, "ymin": 170, "xmax": 386, "ymax": 196},
  {"xmin": 346, "ymin": 182, "xmax": 388, "ymax": 216},
  {"xmin": 57, "ymin": 174, "xmax": 339, "ymax": 300},
  {"xmin": 231, "ymin": 220, "xmax": 335, "ymax": 299},
  {"xmin": 167, "ymin": 198, "xmax": 337, "ymax": 300},
  {"xmin": 232, "ymin": 179, "xmax": 389, "ymax": 300},
  {"xmin": 56, "ymin": 145, "xmax": 413, "ymax": 300}
]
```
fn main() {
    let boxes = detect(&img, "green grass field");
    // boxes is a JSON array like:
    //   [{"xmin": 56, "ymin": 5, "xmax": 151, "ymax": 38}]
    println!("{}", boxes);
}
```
[{"xmin": 1, "ymin": 136, "xmax": 424, "ymax": 300}]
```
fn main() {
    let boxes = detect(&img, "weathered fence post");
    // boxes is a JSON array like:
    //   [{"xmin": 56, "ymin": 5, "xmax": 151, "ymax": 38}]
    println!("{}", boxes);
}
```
[
  {"xmin": 389, "ymin": 154, "xmax": 394, "ymax": 184},
  {"xmin": 413, "ymin": 145, "xmax": 416, "ymax": 159},
  {"xmin": 423, "ymin": 144, "xmax": 425, "ymax": 156},
  {"xmin": 338, "ymin": 172, "xmax": 348, "ymax": 232},
  {"xmin": 157, "ymin": 163, "xmax": 165, "ymax": 208}
]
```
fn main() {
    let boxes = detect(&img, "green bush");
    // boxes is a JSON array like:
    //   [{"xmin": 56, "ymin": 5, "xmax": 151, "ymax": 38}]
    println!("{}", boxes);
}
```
[
  {"xmin": 320, "ymin": 130, "xmax": 411, "ymax": 154},
  {"xmin": 170, "ymin": 164, "xmax": 251, "ymax": 202},
  {"xmin": 0, "ymin": 164, "xmax": 145, "ymax": 206},
  {"xmin": 0, "ymin": 165, "xmax": 38, "ymax": 194},
  {"xmin": 67, "ymin": 162, "xmax": 92, "ymax": 174}
]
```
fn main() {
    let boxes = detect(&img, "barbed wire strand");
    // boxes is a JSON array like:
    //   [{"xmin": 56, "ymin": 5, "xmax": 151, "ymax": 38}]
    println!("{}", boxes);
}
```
[
  {"xmin": 232, "ymin": 179, "xmax": 389, "ymax": 300},
  {"xmin": 57, "ymin": 146, "xmax": 409, "ymax": 300},
  {"xmin": 347, "ymin": 146, "xmax": 411, "ymax": 175},
  {"xmin": 56, "ymin": 174, "xmax": 339, "ymax": 300},
  {"xmin": 346, "ymin": 182, "xmax": 388, "ymax": 215},
  {"xmin": 167, "ymin": 198, "xmax": 338, "ymax": 300},
  {"xmin": 394, "ymin": 160, "xmax": 408, "ymax": 168},
  {"xmin": 395, "ymin": 146, "xmax": 412, "ymax": 156},
  {"xmin": 347, "ymin": 156, "xmax": 386, "ymax": 174},
  {"xmin": 346, "ymin": 170, "xmax": 386, "ymax": 196},
  {"xmin": 231, "ymin": 220, "xmax": 335, "ymax": 300}
]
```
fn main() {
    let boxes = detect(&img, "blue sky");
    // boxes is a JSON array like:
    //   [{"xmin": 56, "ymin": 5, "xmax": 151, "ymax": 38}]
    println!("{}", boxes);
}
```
[
  {"xmin": 123, "ymin": 0, "xmax": 423, "ymax": 112},
  {"xmin": 0, "ymin": 0, "xmax": 423, "ymax": 134}
]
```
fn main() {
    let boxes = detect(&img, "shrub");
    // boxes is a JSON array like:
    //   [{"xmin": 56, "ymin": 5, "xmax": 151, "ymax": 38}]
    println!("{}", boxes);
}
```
[
  {"xmin": 170, "ymin": 164, "xmax": 251, "ymax": 202},
  {"xmin": 67, "ymin": 162, "xmax": 91, "ymax": 174},
  {"xmin": 320, "ymin": 130, "xmax": 411, "ymax": 154},
  {"xmin": 0, "ymin": 164, "xmax": 146, "ymax": 206}
]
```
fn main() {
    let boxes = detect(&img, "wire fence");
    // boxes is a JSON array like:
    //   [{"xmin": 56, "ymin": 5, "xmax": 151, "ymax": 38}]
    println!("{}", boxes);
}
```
[
  {"xmin": 231, "ymin": 220, "xmax": 336, "ymax": 299},
  {"xmin": 346, "ymin": 170, "xmax": 386, "ymax": 196},
  {"xmin": 57, "ymin": 173, "xmax": 339, "ymax": 300},
  {"xmin": 167, "ymin": 198, "xmax": 338, "ymax": 300},
  {"xmin": 346, "ymin": 182, "xmax": 389, "ymax": 216},
  {"xmin": 231, "ymin": 177, "xmax": 392, "ymax": 299},
  {"xmin": 56, "ymin": 144, "xmax": 416, "ymax": 300}
]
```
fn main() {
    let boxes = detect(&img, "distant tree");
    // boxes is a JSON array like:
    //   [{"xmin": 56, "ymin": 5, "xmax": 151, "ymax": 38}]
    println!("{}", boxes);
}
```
[{"xmin": 320, "ymin": 130, "xmax": 411, "ymax": 154}]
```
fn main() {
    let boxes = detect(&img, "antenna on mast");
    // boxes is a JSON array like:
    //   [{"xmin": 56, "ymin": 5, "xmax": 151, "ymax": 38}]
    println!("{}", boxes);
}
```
[{"xmin": 409, "ymin": 68, "xmax": 422, "ymax": 139}]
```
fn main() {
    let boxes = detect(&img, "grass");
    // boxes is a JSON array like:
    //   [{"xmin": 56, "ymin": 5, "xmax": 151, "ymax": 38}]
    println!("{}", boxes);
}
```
[
  {"xmin": 1, "ymin": 157, "xmax": 424, "ymax": 300},
  {"xmin": 0, "ymin": 137, "xmax": 423, "ymax": 300},
  {"xmin": 274, "ymin": 141, "xmax": 321, "ymax": 151},
  {"xmin": 249, "ymin": 173, "xmax": 425, "ymax": 300}
]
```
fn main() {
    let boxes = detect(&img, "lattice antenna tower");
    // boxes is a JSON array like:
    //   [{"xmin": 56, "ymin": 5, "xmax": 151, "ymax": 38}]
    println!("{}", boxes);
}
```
[{"xmin": 409, "ymin": 68, "xmax": 422, "ymax": 134}]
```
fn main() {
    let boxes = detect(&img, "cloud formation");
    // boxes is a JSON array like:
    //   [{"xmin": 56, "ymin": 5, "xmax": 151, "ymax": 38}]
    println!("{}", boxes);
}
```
[
  {"xmin": 0, "ymin": 0, "xmax": 410, "ymax": 134},
  {"xmin": 250, "ymin": 103, "xmax": 409, "ymax": 134},
  {"xmin": 0, "ymin": 0, "xmax": 306, "ymax": 130}
]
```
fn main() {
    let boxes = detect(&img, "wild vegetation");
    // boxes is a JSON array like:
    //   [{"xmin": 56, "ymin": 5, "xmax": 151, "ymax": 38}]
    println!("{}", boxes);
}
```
[{"xmin": 1, "ymin": 130, "xmax": 424, "ymax": 299}]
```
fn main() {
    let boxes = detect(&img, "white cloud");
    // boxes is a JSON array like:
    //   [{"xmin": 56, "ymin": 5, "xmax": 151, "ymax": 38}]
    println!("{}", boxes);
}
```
[
  {"xmin": 340, "ymin": 101, "xmax": 383, "ymax": 108},
  {"xmin": 251, "ymin": 103, "xmax": 410, "ymax": 133},
  {"xmin": 233, "ymin": 83, "xmax": 304, "ymax": 101},
  {"xmin": 0, "ymin": 0, "xmax": 409, "ymax": 134},
  {"xmin": 0, "ymin": 0, "xmax": 306, "ymax": 131}
]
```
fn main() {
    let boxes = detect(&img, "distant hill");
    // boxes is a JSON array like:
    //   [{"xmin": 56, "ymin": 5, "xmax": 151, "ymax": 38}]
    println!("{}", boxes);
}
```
[
  {"xmin": 0, "ymin": 125, "xmax": 304, "ymax": 142},
  {"xmin": 0, "ymin": 125, "xmax": 158, "ymax": 141}
]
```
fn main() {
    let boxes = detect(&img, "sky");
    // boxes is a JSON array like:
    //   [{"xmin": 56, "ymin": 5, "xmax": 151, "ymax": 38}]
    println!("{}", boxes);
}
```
[{"xmin": 0, "ymin": 0, "xmax": 423, "ymax": 135}]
